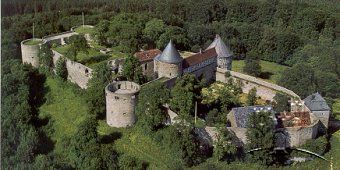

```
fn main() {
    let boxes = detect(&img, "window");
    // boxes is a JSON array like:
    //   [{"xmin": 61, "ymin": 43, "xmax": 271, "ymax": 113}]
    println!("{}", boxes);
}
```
[
  {"xmin": 145, "ymin": 64, "xmax": 147, "ymax": 70},
  {"xmin": 115, "ymin": 96, "xmax": 119, "ymax": 99}
]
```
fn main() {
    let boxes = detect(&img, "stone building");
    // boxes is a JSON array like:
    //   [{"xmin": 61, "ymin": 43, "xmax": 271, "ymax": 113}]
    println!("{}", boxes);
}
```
[
  {"xmin": 105, "ymin": 81, "xmax": 140, "ymax": 128},
  {"xmin": 134, "ymin": 49, "xmax": 161, "ymax": 77},
  {"xmin": 303, "ymin": 92, "xmax": 331, "ymax": 127}
]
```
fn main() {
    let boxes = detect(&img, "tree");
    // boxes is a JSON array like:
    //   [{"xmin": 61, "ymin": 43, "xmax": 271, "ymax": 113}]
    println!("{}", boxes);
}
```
[
  {"xmin": 157, "ymin": 26, "xmax": 189, "ymax": 50},
  {"xmin": 136, "ymin": 81, "xmax": 169, "ymax": 131},
  {"xmin": 55, "ymin": 57, "xmax": 67, "ymax": 80},
  {"xmin": 213, "ymin": 126, "xmax": 236, "ymax": 162},
  {"xmin": 273, "ymin": 93, "xmax": 290, "ymax": 113},
  {"xmin": 246, "ymin": 87, "xmax": 257, "ymax": 106},
  {"xmin": 170, "ymin": 74, "xmax": 201, "ymax": 121},
  {"xmin": 179, "ymin": 125, "xmax": 202, "ymax": 167},
  {"xmin": 243, "ymin": 50, "xmax": 261, "ymax": 77},
  {"xmin": 66, "ymin": 34, "xmax": 89, "ymax": 61},
  {"xmin": 278, "ymin": 63, "xmax": 316, "ymax": 98},
  {"xmin": 246, "ymin": 111, "xmax": 275, "ymax": 165},
  {"xmin": 143, "ymin": 19, "xmax": 165, "ymax": 48},
  {"xmin": 38, "ymin": 43, "xmax": 53, "ymax": 70},
  {"xmin": 121, "ymin": 54, "xmax": 144, "ymax": 84},
  {"xmin": 86, "ymin": 62, "xmax": 112, "ymax": 118},
  {"xmin": 118, "ymin": 154, "xmax": 147, "ymax": 169}
]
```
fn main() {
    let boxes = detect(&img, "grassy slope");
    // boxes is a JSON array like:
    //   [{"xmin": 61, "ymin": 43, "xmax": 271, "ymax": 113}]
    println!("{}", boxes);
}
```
[
  {"xmin": 232, "ymin": 60, "xmax": 289, "ymax": 84},
  {"xmin": 39, "ymin": 77, "xmax": 90, "ymax": 156},
  {"xmin": 39, "ymin": 77, "xmax": 181, "ymax": 168}
]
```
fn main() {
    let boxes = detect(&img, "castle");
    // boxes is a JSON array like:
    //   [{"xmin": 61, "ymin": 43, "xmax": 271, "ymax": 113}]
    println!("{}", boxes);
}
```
[{"xmin": 20, "ymin": 26, "xmax": 330, "ymax": 147}]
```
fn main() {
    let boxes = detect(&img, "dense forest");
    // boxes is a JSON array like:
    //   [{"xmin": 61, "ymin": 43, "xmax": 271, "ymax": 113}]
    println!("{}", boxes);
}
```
[{"xmin": 2, "ymin": 0, "xmax": 339, "ymax": 169}]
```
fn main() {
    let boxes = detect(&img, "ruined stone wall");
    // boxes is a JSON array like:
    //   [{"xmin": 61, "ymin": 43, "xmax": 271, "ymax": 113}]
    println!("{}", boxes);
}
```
[
  {"xmin": 52, "ymin": 51, "xmax": 93, "ymax": 89},
  {"xmin": 21, "ymin": 39, "xmax": 43, "ymax": 68},
  {"xmin": 141, "ymin": 60, "xmax": 154, "ymax": 77},
  {"xmin": 105, "ymin": 81, "xmax": 140, "ymax": 127},
  {"xmin": 216, "ymin": 68, "xmax": 299, "ymax": 101},
  {"xmin": 66, "ymin": 60, "xmax": 92, "ymax": 89},
  {"xmin": 154, "ymin": 60, "xmax": 182, "ymax": 78}
]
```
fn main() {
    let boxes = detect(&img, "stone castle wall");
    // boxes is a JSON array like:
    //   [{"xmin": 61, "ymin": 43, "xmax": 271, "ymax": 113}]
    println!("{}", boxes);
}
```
[
  {"xmin": 186, "ymin": 62, "xmax": 217, "ymax": 82},
  {"xmin": 105, "ymin": 81, "xmax": 140, "ymax": 127},
  {"xmin": 216, "ymin": 68, "xmax": 299, "ymax": 101},
  {"xmin": 52, "ymin": 51, "xmax": 93, "ymax": 89},
  {"xmin": 21, "ymin": 39, "xmax": 44, "ymax": 68},
  {"xmin": 282, "ymin": 120, "xmax": 319, "ymax": 147}
]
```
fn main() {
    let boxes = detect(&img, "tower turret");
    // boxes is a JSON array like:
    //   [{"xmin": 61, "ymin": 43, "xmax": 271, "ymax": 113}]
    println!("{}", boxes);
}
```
[
  {"xmin": 154, "ymin": 40, "xmax": 183, "ymax": 78},
  {"xmin": 206, "ymin": 35, "xmax": 233, "ymax": 70}
]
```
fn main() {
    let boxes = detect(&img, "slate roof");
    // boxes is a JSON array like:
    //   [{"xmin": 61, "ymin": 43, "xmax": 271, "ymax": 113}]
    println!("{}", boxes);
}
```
[
  {"xmin": 230, "ymin": 106, "xmax": 274, "ymax": 128},
  {"xmin": 134, "ymin": 49, "xmax": 161, "ymax": 62},
  {"xmin": 182, "ymin": 48, "xmax": 217, "ymax": 69},
  {"xmin": 155, "ymin": 40, "xmax": 183, "ymax": 64},
  {"xmin": 206, "ymin": 34, "xmax": 233, "ymax": 58},
  {"xmin": 303, "ymin": 93, "xmax": 330, "ymax": 111}
]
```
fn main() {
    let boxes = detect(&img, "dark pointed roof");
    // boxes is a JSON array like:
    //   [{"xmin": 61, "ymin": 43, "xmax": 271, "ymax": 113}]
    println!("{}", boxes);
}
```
[
  {"xmin": 303, "ymin": 93, "xmax": 330, "ymax": 111},
  {"xmin": 206, "ymin": 35, "xmax": 233, "ymax": 58},
  {"xmin": 156, "ymin": 40, "xmax": 183, "ymax": 64}
]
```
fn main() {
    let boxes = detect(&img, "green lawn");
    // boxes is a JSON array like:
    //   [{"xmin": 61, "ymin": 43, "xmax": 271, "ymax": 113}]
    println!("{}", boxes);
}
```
[
  {"xmin": 333, "ymin": 99, "xmax": 340, "ymax": 119},
  {"xmin": 39, "ymin": 77, "xmax": 181, "ymax": 168},
  {"xmin": 74, "ymin": 26, "xmax": 95, "ymax": 34},
  {"xmin": 53, "ymin": 44, "xmax": 127, "ymax": 68},
  {"xmin": 232, "ymin": 60, "xmax": 289, "ymax": 83},
  {"xmin": 114, "ymin": 129, "xmax": 183, "ymax": 169},
  {"xmin": 39, "ymin": 77, "xmax": 90, "ymax": 156},
  {"xmin": 23, "ymin": 39, "xmax": 42, "ymax": 45}
]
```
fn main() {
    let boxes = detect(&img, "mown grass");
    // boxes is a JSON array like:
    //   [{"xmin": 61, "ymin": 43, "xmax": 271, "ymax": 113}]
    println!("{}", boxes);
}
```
[
  {"xmin": 74, "ymin": 26, "xmax": 95, "ymax": 34},
  {"xmin": 23, "ymin": 39, "xmax": 42, "ymax": 45},
  {"xmin": 232, "ymin": 60, "xmax": 289, "ymax": 83}
]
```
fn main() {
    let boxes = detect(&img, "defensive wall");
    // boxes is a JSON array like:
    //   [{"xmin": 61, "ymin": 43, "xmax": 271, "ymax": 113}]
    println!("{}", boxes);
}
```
[
  {"xmin": 22, "ymin": 26, "xmax": 95, "ymax": 89},
  {"xmin": 216, "ymin": 68, "xmax": 299, "ymax": 101},
  {"xmin": 105, "ymin": 81, "xmax": 140, "ymax": 127}
]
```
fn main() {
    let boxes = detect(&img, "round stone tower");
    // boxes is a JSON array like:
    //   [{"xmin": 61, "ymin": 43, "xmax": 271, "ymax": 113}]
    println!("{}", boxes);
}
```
[
  {"xmin": 154, "ymin": 40, "xmax": 183, "ymax": 78},
  {"xmin": 206, "ymin": 35, "xmax": 233, "ymax": 70},
  {"xmin": 21, "ymin": 38, "xmax": 44, "ymax": 68},
  {"xmin": 105, "ymin": 81, "xmax": 140, "ymax": 128}
]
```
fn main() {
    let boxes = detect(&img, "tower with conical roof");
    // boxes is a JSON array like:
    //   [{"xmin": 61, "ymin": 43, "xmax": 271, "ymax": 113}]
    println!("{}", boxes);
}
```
[
  {"xmin": 206, "ymin": 35, "xmax": 233, "ymax": 70},
  {"xmin": 154, "ymin": 40, "xmax": 183, "ymax": 78}
]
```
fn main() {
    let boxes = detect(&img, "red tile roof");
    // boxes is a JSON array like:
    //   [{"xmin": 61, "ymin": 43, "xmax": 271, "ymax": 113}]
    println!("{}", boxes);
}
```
[
  {"xmin": 278, "ymin": 111, "xmax": 311, "ymax": 127},
  {"xmin": 182, "ymin": 48, "xmax": 217, "ymax": 69},
  {"xmin": 134, "ymin": 49, "xmax": 161, "ymax": 62}
]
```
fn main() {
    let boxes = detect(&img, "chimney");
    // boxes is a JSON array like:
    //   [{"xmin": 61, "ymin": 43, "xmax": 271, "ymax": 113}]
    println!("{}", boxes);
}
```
[{"xmin": 199, "ymin": 48, "xmax": 202, "ymax": 54}]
